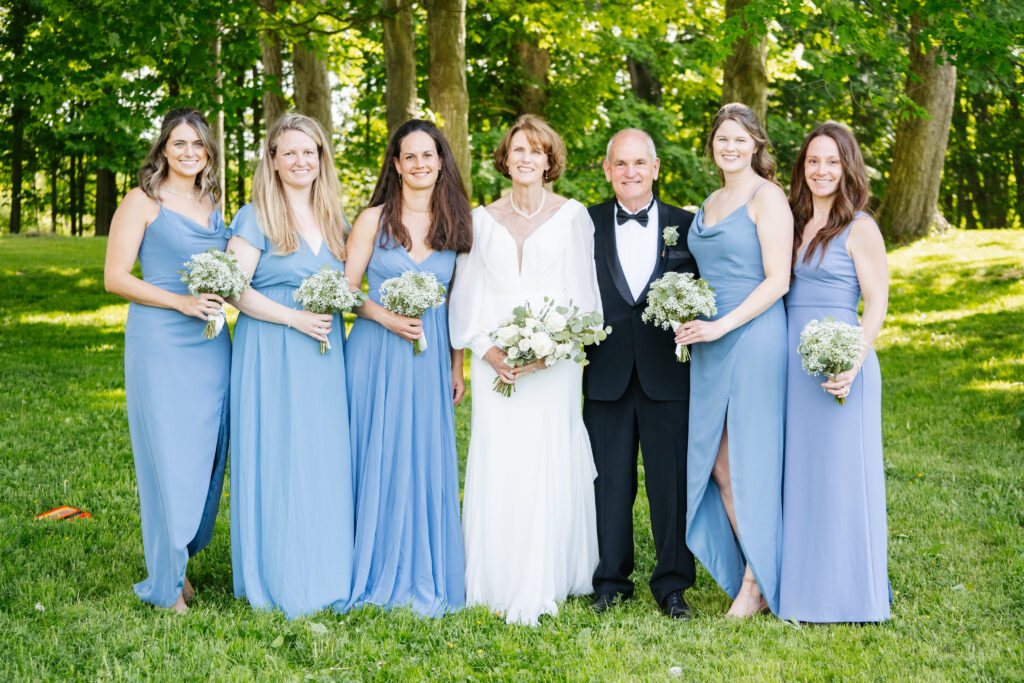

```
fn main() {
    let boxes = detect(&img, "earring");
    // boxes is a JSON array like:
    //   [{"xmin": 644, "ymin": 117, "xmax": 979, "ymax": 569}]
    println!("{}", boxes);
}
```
[{"xmin": 398, "ymin": 173, "xmax": 403, "ymax": 185}]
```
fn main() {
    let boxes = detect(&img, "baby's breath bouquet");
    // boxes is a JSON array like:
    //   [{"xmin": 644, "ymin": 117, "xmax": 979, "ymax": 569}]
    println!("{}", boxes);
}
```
[
  {"xmin": 179, "ymin": 248, "xmax": 251, "ymax": 339},
  {"xmin": 798, "ymin": 316, "xmax": 864, "ymax": 405},
  {"xmin": 641, "ymin": 271, "xmax": 717, "ymax": 362},
  {"xmin": 379, "ymin": 270, "xmax": 447, "ymax": 354},
  {"xmin": 293, "ymin": 266, "xmax": 367, "ymax": 353},
  {"xmin": 489, "ymin": 297, "xmax": 611, "ymax": 397}
]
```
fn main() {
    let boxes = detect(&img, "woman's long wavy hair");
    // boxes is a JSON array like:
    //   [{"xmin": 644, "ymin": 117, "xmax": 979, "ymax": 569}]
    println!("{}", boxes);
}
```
[
  {"xmin": 368, "ymin": 119, "xmax": 473, "ymax": 254},
  {"xmin": 251, "ymin": 113, "xmax": 347, "ymax": 260},
  {"xmin": 789, "ymin": 121, "xmax": 870, "ymax": 265},
  {"xmin": 704, "ymin": 102, "xmax": 777, "ymax": 184},
  {"xmin": 138, "ymin": 108, "xmax": 221, "ymax": 202}
]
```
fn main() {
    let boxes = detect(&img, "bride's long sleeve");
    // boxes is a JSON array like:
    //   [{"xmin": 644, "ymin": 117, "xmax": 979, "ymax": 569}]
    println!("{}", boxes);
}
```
[
  {"xmin": 449, "ymin": 220, "xmax": 495, "ymax": 358},
  {"xmin": 564, "ymin": 203, "xmax": 602, "ymax": 317}
]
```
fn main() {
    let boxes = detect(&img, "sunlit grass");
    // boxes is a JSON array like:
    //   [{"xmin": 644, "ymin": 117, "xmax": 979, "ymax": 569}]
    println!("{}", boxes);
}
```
[{"xmin": 1, "ymin": 230, "xmax": 1022, "ymax": 679}]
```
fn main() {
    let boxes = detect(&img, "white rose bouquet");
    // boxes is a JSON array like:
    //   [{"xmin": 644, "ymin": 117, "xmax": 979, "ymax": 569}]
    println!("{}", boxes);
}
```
[
  {"xmin": 797, "ymin": 316, "xmax": 864, "ymax": 405},
  {"xmin": 379, "ymin": 270, "xmax": 447, "ymax": 355},
  {"xmin": 489, "ymin": 297, "xmax": 611, "ymax": 397},
  {"xmin": 641, "ymin": 271, "xmax": 717, "ymax": 362},
  {"xmin": 293, "ymin": 265, "xmax": 368, "ymax": 353},
  {"xmin": 179, "ymin": 248, "xmax": 251, "ymax": 339}
]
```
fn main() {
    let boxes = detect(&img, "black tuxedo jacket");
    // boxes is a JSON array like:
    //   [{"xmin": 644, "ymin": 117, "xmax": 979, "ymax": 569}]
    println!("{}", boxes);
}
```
[{"xmin": 582, "ymin": 199, "xmax": 697, "ymax": 402}]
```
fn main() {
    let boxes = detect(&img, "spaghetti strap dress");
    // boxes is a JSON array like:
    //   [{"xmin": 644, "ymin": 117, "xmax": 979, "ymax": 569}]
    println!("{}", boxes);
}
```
[
  {"xmin": 124, "ymin": 200, "xmax": 230, "ymax": 607},
  {"xmin": 779, "ymin": 213, "xmax": 890, "ymax": 622},
  {"xmin": 228, "ymin": 203, "xmax": 354, "ymax": 619},
  {"xmin": 685, "ymin": 184, "xmax": 787, "ymax": 615},
  {"xmin": 344, "ymin": 236, "xmax": 465, "ymax": 617}
]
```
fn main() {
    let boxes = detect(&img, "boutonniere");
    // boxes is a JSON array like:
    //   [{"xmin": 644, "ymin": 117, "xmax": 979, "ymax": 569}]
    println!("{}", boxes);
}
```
[{"xmin": 663, "ymin": 225, "xmax": 679, "ymax": 247}]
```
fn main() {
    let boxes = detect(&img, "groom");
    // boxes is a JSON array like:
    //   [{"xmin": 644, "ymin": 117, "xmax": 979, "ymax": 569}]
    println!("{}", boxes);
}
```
[{"xmin": 583, "ymin": 129, "xmax": 697, "ymax": 619}]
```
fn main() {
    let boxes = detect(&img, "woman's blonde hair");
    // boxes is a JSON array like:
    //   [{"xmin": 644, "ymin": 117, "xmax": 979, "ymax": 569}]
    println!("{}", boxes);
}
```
[
  {"xmin": 139, "ymin": 108, "xmax": 221, "ymax": 202},
  {"xmin": 251, "ymin": 113, "xmax": 346, "ymax": 260}
]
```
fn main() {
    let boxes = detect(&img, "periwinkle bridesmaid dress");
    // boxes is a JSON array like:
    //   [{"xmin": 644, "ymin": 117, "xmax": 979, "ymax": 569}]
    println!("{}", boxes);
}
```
[
  {"xmin": 685, "ymin": 183, "xmax": 787, "ymax": 615},
  {"xmin": 228, "ymin": 203, "xmax": 354, "ymax": 619},
  {"xmin": 345, "ymin": 236, "xmax": 465, "ymax": 617},
  {"xmin": 779, "ymin": 214, "xmax": 890, "ymax": 622},
  {"xmin": 124, "ymin": 200, "xmax": 229, "ymax": 607}
]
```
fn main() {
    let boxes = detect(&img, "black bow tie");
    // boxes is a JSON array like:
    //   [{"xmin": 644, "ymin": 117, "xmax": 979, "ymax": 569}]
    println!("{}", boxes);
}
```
[{"xmin": 616, "ymin": 204, "xmax": 651, "ymax": 227}]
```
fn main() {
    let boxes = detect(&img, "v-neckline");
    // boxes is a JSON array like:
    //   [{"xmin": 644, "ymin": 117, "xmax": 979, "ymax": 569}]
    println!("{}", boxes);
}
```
[
  {"xmin": 161, "ymin": 204, "xmax": 217, "ymax": 232},
  {"xmin": 298, "ymin": 232, "xmax": 324, "ymax": 257},
  {"xmin": 484, "ymin": 199, "xmax": 574, "ymax": 274},
  {"xmin": 400, "ymin": 245, "xmax": 438, "ymax": 267}
]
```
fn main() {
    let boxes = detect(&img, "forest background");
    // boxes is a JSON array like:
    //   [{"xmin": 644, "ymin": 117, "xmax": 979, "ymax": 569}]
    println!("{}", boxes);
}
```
[{"xmin": 1, "ymin": 0, "xmax": 1023, "ymax": 243}]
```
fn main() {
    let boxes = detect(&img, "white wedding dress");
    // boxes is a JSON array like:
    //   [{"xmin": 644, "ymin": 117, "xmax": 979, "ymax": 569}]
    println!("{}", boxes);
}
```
[{"xmin": 449, "ymin": 199, "xmax": 601, "ymax": 626}]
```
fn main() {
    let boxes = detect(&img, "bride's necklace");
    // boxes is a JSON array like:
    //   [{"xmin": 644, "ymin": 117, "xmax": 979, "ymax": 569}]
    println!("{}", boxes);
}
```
[{"xmin": 510, "ymin": 190, "xmax": 546, "ymax": 220}]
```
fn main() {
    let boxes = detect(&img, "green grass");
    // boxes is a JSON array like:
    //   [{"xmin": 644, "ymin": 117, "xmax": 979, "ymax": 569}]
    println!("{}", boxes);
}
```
[{"xmin": 1, "ymin": 229, "xmax": 1022, "ymax": 680}]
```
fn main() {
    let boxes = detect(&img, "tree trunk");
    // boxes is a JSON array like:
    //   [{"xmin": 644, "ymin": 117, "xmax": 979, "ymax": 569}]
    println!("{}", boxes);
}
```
[
  {"xmin": 426, "ymin": 0, "xmax": 471, "ymax": 195},
  {"xmin": 293, "ymin": 41, "xmax": 333, "ymax": 136},
  {"xmin": 94, "ymin": 167, "xmax": 117, "ymax": 236},
  {"xmin": 77, "ymin": 156, "xmax": 88, "ymax": 235},
  {"xmin": 514, "ymin": 40, "xmax": 550, "ymax": 116},
  {"xmin": 9, "ymin": 107, "xmax": 25, "ymax": 234},
  {"xmin": 383, "ymin": 0, "xmax": 417, "ymax": 136},
  {"xmin": 877, "ymin": 26, "xmax": 957, "ymax": 242},
  {"xmin": 213, "ymin": 23, "xmax": 227, "ymax": 206},
  {"xmin": 259, "ymin": 0, "xmax": 286, "ymax": 129},
  {"xmin": 69, "ymin": 155, "xmax": 79, "ymax": 236},
  {"xmin": 627, "ymin": 56, "xmax": 662, "ymax": 107},
  {"xmin": 950, "ymin": 85, "xmax": 970, "ymax": 228},
  {"xmin": 721, "ymin": 0, "xmax": 768, "ymax": 124},
  {"xmin": 50, "ymin": 155, "xmax": 59, "ymax": 233},
  {"xmin": 1007, "ymin": 88, "xmax": 1024, "ymax": 226}
]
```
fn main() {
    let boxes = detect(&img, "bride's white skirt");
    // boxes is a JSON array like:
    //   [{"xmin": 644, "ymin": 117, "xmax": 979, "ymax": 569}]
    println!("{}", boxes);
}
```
[{"xmin": 462, "ymin": 355, "xmax": 598, "ymax": 626}]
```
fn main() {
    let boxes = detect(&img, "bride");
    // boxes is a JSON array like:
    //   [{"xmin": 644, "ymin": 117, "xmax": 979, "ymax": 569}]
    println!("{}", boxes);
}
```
[{"xmin": 450, "ymin": 114, "xmax": 601, "ymax": 626}]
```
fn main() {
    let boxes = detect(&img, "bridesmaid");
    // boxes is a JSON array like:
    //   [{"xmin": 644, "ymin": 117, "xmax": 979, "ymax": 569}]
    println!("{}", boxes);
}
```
[
  {"xmin": 675, "ymin": 103, "xmax": 792, "ymax": 617},
  {"xmin": 779, "ymin": 122, "xmax": 890, "ymax": 622},
  {"xmin": 227, "ymin": 113, "xmax": 354, "ymax": 618},
  {"xmin": 104, "ymin": 108, "xmax": 229, "ymax": 614},
  {"xmin": 344, "ymin": 119, "xmax": 472, "ymax": 616}
]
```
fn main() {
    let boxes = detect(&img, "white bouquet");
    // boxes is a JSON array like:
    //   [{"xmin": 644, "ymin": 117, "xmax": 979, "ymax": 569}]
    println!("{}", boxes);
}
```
[
  {"xmin": 293, "ymin": 266, "xmax": 368, "ymax": 353},
  {"xmin": 179, "ymin": 248, "xmax": 251, "ymax": 339},
  {"xmin": 489, "ymin": 297, "xmax": 611, "ymax": 397},
  {"xmin": 641, "ymin": 271, "xmax": 717, "ymax": 362},
  {"xmin": 379, "ymin": 270, "xmax": 447, "ymax": 355},
  {"xmin": 797, "ymin": 316, "xmax": 864, "ymax": 405}
]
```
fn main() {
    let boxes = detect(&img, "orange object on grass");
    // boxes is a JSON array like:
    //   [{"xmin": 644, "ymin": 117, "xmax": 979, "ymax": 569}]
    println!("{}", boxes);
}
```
[{"xmin": 34, "ymin": 506, "xmax": 92, "ymax": 521}]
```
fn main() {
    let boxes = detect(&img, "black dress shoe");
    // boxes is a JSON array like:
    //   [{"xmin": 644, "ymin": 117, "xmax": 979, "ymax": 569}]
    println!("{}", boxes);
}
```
[
  {"xmin": 591, "ymin": 592, "xmax": 629, "ymax": 614},
  {"xmin": 659, "ymin": 591, "xmax": 693, "ymax": 620}
]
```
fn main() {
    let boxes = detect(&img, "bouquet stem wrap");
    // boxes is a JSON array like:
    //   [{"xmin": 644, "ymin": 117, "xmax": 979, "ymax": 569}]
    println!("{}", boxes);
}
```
[{"xmin": 670, "ymin": 320, "xmax": 689, "ymax": 363}]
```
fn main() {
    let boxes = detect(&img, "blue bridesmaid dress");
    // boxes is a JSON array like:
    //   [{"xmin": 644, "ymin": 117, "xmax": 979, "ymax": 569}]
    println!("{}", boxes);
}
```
[
  {"xmin": 124, "ymin": 200, "xmax": 230, "ymax": 607},
  {"xmin": 228, "ymin": 203, "xmax": 354, "ymax": 619},
  {"xmin": 345, "ymin": 237, "xmax": 465, "ymax": 617},
  {"xmin": 685, "ymin": 184, "xmax": 787, "ymax": 615},
  {"xmin": 779, "ymin": 214, "xmax": 890, "ymax": 622}
]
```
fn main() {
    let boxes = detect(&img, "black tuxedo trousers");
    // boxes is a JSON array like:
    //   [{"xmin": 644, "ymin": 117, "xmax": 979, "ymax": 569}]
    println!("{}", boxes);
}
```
[{"xmin": 583, "ymin": 199, "xmax": 697, "ymax": 603}]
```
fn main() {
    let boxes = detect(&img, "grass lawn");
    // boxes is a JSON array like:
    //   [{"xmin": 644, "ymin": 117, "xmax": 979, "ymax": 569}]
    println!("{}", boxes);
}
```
[{"xmin": 1, "ymin": 229, "xmax": 1022, "ymax": 681}]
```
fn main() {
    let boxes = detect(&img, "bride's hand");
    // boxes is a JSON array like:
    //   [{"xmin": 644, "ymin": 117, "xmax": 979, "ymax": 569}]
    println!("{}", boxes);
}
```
[
  {"xmin": 512, "ymin": 359, "xmax": 546, "ymax": 377},
  {"xmin": 483, "ymin": 347, "xmax": 517, "ymax": 385}
]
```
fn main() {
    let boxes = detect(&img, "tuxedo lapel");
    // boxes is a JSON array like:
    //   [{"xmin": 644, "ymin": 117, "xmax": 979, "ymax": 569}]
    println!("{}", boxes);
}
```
[{"xmin": 600, "ymin": 204, "xmax": 635, "ymax": 306}]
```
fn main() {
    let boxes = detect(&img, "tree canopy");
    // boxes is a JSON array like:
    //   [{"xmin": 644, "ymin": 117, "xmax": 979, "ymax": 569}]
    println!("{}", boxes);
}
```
[{"xmin": 1, "ymin": 0, "xmax": 1021, "ymax": 240}]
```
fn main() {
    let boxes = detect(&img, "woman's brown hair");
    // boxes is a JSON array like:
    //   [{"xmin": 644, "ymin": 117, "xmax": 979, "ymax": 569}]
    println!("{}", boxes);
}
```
[
  {"xmin": 704, "ymin": 102, "xmax": 776, "ymax": 183},
  {"xmin": 789, "ymin": 121, "xmax": 870, "ymax": 265},
  {"xmin": 139, "ymin": 108, "xmax": 221, "ymax": 202},
  {"xmin": 368, "ymin": 119, "xmax": 473, "ymax": 254}
]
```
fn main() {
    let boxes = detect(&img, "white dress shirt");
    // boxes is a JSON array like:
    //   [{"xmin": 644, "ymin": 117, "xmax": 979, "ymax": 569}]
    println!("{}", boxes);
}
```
[{"xmin": 614, "ymin": 197, "xmax": 659, "ymax": 301}]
